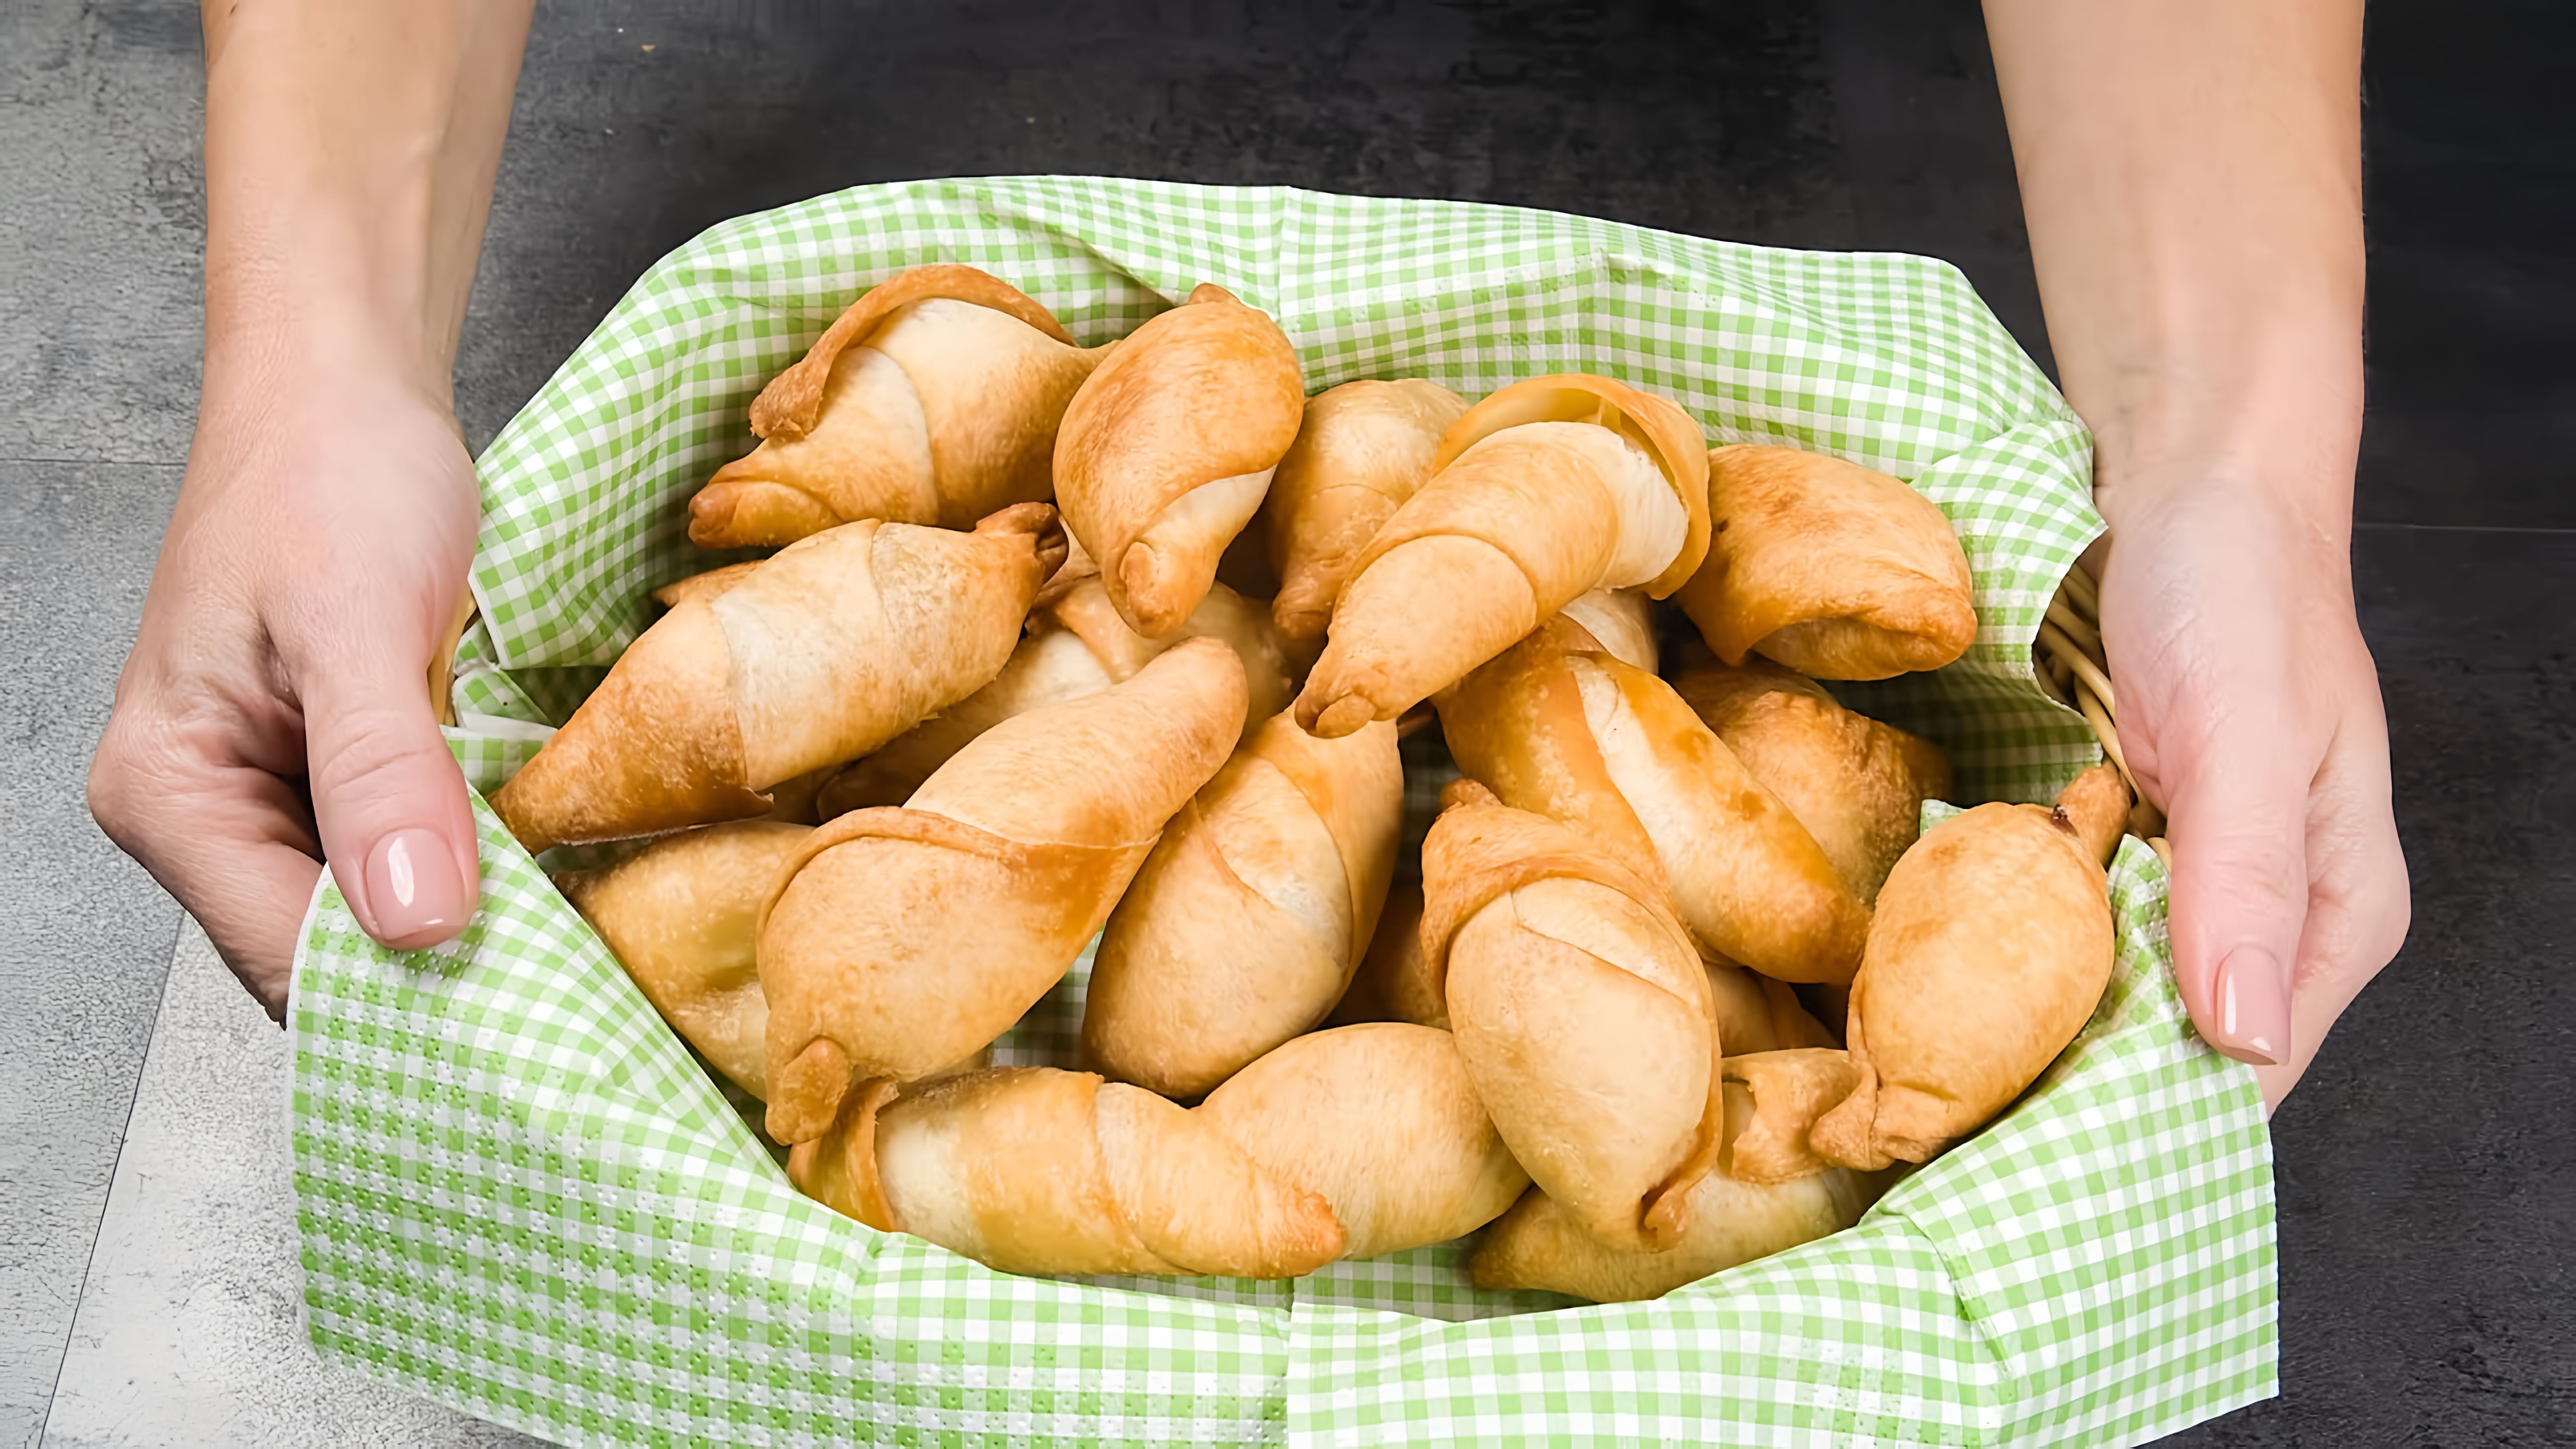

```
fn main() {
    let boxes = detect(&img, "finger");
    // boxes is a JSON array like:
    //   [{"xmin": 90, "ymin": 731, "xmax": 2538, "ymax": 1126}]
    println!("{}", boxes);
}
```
[
  {"xmin": 2253, "ymin": 696, "xmax": 2411, "ymax": 1108},
  {"xmin": 2161, "ymin": 702, "xmax": 2312, "ymax": 1071},
  {"xmin": 90, "ymin": 714, "xmax": 326, "ymax": 1019},
  {"xmin": 295, "ymin": 641, "xmax": 481, "ymax": 952}
]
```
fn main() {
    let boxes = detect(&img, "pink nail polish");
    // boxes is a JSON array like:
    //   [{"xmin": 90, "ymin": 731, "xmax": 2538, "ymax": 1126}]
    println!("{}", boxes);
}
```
[
  {"xmin": 2209, "ymin": 947, "xmax": 2290, "ymax": 1068},
  {"xmin": 364, "ymin": 829, "xmax": 470, "ymax": 947}
]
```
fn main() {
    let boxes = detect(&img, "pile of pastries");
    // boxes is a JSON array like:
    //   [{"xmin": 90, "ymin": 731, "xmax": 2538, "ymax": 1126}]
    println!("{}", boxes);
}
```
[{"xmin": 495, "ymin": 266, "xmax": 2126, "ymax": 1304}]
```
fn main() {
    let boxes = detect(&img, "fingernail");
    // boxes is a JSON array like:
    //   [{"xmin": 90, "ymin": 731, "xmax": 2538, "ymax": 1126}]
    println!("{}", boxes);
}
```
[
  {"xmin": 365, "ymin": 829, "xmax": 469, "ymax": 946},
  {"xmin": 2208, "ymin": 947, "xmax": 2290, "ymax": 1068}
]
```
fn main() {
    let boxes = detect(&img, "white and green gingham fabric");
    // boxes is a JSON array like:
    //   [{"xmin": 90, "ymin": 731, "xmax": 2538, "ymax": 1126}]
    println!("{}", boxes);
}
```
[{"xmin": 291, "ymin": 177, "xmax": 2276, "ymax": 1446}]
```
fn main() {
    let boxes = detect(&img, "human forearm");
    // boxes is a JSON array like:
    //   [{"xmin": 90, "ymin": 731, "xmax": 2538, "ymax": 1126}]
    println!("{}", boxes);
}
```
[
  {"xmin": 200, "ymin": 0, "xmax": 532, "ymax": 405},
  {"xmin": 1983, "ymin": 0, "xmax": 2365, "ymax": 528}
]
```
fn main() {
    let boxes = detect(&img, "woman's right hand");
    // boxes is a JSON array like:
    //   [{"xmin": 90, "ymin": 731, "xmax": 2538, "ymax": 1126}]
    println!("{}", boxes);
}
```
[{"xmin": 90, "ymin": 354, "xmax": 486, "ymax": 1017}]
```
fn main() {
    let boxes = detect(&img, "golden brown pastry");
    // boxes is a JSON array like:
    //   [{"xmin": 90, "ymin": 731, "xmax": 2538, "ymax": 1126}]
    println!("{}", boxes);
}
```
[
  {"xmin": 1260, "ymin": 379, "xmax": 1470, "ymax": 641},
  {"xmin": 1468, "ymin": 1079, "xmax": 1878, "ymax": 1302},
  {"xmin": 490, "ymin": 506, "xmax": 1063, "ymax": 853},
  {"xmin": 1083, "ymin": 713, "xmax": 1404, "ymax": 1099},
  {"xmin": 789, "ymin": 1066, "xmax": 1345, "ymax": 1278},
  {"xmin": 1195, "ymin": 1023, "xmax": 1530, "ymax": 1259},
  {"xmin": 1421, "ymin": 781, "xmax": 1721, "ymax": 1253},
  {"xmin": 1675, "ymin": 444, "xmax": 1976, "ymax": 680},
  {"xmin": 1324, "ymin": 884, "xmax": 1445, "ymax": 1029},
  {"xmin": 555, "ymin": 820, "xmax": 808, "ymax": 1099},
  {"xmin": 1810, "ymin": 765, "xmax": 2127, "ymax": 1170},
  {"xmin": 814, "ymin": 572, "xmax": 1299, "ymax": 816},
  {"xmin": 757, "ymin": 637, "xmax": 1246, "ymax": 1145},
  {"xmin": 687, "ymin": 265, "xmax": 1107, "ymax": 547},
  {"xmin": 1435, "ymin": 619, "xmax": 1868, "ymax": 985},
  {"xmin": 650, "ymin": 560, "xmax": 762, "ymax": 609},
  {"xmin": 1703, "ymin": 962, "xmax": 1838, "ymax": 1056},
  {"xmin": 1293, "ymin": 374, "xmax": 1711, "ymax": 737},
  {"xmin": 1557, "ymin": 587, "xmax": 1658, "ymax": 673},
  {"xmin": 1054, "ymin": 284, "xmax": 1306, "ymax": 638},
  {"xmin": 1721, "ymin": 1049, "xmax": 1864, "ymax": 1184},
  {"xmin": 1669, "ymin": 651, "xmax": 1951, "ymax": 905}
]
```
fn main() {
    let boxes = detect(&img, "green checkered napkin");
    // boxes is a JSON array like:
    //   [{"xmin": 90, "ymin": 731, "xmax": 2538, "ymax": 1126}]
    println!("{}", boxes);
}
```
[{"xmin": 291, "ymin": 177, "xmax": 2275, "ymax": 1446}]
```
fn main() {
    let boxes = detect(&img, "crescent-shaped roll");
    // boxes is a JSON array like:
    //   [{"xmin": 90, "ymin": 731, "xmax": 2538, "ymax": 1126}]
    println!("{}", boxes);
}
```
[
  {"xmin": 1421, "ymin": 780, "xmax": 1722, "ymax": 1254},
  {"xmin": 814, "ymin": 572, "xmax": 1300, "ymax": 817},
  {"xmin": 1054, "ymin": 284, "xmax": 1306, "ymax": 638},
  {"xmin": 1810, "ymin": 765, "xmax": 2127, "ymax": 1171},
  {"xmin": 490, "ymin": 506, "xmax": 1063, "ymax": 854},
  {"xmin": 1468, "ymin": 1079, "xmax": 1879, "ymax": 1303},
  {"xmin": 1325, "ymin": 884, "xmax": 1445, "ymax": 1029},
  {"xmin": 788, "ymin": 1066, "xmax": 1345, "ymax": 1278},
  {"xmin": 1669, "ymin": 652, "xmax": 1952, "ymax": 905},
  {"xmin": 757, "ymin": 637, "xmax": 1247, "ymax": 1145},
  {"xmin": 1434, "ymin": 619, "xmax": 1868, "ymax": 985},
  {"xmin": 1704, "ymin": 962, "xmax": 1838, "ymax": 1057},
  {"xmin": 687, "ymin": 265, "xmax": 1106, "ymax": 547},
  {"xmin": 1082, "ymin": 712, "xmax": 1404, "ymax": 1099},
  {"xmin": 1260, "ymin": 379, "xmax": 1470, "ymax": 640},
  {"xmin": 1292, "ymin": 375, "xmax": 1711, "ymax": 737},
  {"xmin": 1195, "ymin": 1023, "xmax": 1531, "ymax": 1259},
  {"xmin": 1675, "ymin": 444, "xmax": 1977, "ymax": 680},
  {"xmin": 1557, "ymin": 587, "xmax": 1659, "ymax": 673},
  {"xmin": 555, "ymin": 820, "xmax": 809, "ymax": 1100}
]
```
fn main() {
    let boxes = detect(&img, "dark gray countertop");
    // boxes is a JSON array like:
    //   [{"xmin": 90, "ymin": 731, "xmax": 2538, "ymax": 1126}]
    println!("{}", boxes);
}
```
[{"xmin": 5, "ymin": 1, "xmax": 2566, "ymax": 1443}]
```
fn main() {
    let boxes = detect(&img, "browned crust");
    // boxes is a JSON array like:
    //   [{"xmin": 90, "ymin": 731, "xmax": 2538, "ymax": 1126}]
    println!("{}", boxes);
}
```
[
  {"xmin": 1639, "ymin": 1056, "xmax": 1728, "ymax": 1249},
  {"xmin": 487, "ymin": 597, "xmax": 766, "ymax": 853},
  {"xmin": 750, "ymin": 264, "xmax": 1076, "ymax": 443},
  {"xmin": 1414, "ymin": 783, "xmax": 1688, "ymax": 1024},
  {"xmin": 1432, "ymin": 617, "xmax": 1669, "ymax": 894},
  {"xmin": 1052, "ymin": 283, "xmax": 1306, "ymax": 634},
  {"xmin": 2053, "ymin": 762, "xmax": 2131, "ymax": 865},
  {"xmin": 651, "ymin": 560, "xmax": 764, "ymax": 609},
  {"xmin": 1722, "ymin": 1049, "xmax": 1863, "ymax": 1184},
  {"xmin": 755, "ymin": 799, "xmax": 1112, "ymax": 941},
  {"xmin": 1677, "ymin": 443, "xmax": 1976, "ymax": 679},
  {"xmin": 1428, "ymin": 373, "xmax": 1713, "ymax": 596},
  {"xmin": 1421, "ymin": 780, "xmax": 1722, "ymax": 1249},
  {"xmin": 785, "ymin": 1076, "xmax": 904, "ymax": 1229}
]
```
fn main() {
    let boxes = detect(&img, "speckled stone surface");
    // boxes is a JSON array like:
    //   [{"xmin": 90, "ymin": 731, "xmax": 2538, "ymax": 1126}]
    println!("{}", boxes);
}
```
[
  {"xmin": 41, "ymin": 927, "xmax": 546, "ymax": 1448},
  {"xmin": 6, "ymin": 0, "xmax": 2569, "ymax": 1444},
  {"xmin": 0, "ymin": 5, "xmax": 202, "ymax": 1442}
]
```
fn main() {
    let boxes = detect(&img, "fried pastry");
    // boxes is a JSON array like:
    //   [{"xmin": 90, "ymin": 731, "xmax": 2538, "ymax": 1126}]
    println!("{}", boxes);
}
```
[
  {"xmin": 1810, "ymin": 765, "xmax": 2127, "ymax": 1170},
  {"xmin": 1083, "ymin": 713, "xmax": 1403, "ymax": 1098},
  {"xmin": 1195, "ymin": 1023, "xmax": 1529, "ymax": 1258},
  {"xmin": 1436, "ymin": 619, "xmax": 1868, "ymax": 985},
  {"xmin": 688, "ymin": 265, "xmax": 1107, "ymax": 547},
  {"xmin": 1421, "ymin": 781, "xmax": 1721, "ymax": 1253},
  {"xmin": 789, "ymin": 1066, "xmax": 1344, "ymax": 1278},
  {"xmin": 1054, "ymin": 284, "xmax": 1306, "ymax": 637},
  {"xmin": 1675, "ymin": 443, "xmax": 1976, "ymax": 680},
  {"xmin": 490, "ymin": 506, "xmax": 1062, "ymax": 852},
  {"xmin": 1260, "ymin": 378, "xmax": 1470, "ymax": 641},
  {"xmin": 1293, "ymin": 374, "xmax": 1710, "ymax": 736},
  {"xmin": 757, "ymin": 637, "xmax": 1246, "ymax": 1144}
]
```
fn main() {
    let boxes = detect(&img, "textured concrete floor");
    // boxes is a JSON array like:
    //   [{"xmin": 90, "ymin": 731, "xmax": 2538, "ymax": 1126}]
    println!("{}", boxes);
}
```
[{"xmin": 4, "ymin": 1, "xmax": 2569, "ymax": 1445}]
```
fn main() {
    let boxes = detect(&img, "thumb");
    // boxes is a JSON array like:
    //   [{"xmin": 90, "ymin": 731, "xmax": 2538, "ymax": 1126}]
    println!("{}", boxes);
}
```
[
  {"xmin": 2159, "ymin": 727, "xmax": 2308, "ymax": 1070},
  {"xmin": 300, "ymin": 642, "xmax": 481, "ymax": 951}
]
